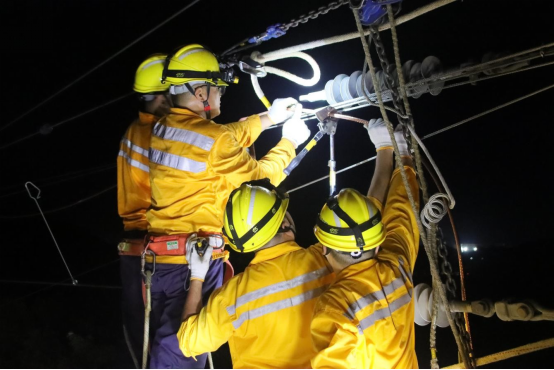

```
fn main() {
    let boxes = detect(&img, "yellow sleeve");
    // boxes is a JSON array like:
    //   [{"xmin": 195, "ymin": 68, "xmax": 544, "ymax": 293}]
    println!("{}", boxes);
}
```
[
  {"xmin": 224, "ymin": 115, "xmax": 262, "ymax": 147},
  {"xmin": 177, "ymin": 287, "xmax": 235, "ymax": 358},
  {"xmin": 209, "ymin": 131, "xmax": 296, "ymax": 188},
  {"xmin": 311, "ymin": 308, "xmax": 367, "ymax": 369},
  {"xmin": 380, "ymin": 166, "xmax": 420, "ymax": 271}
]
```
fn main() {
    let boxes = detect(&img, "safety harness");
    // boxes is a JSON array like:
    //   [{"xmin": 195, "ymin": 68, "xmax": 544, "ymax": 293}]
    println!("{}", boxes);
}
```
[
  {"xmin": 223, "ymin": 179, "xmax": 289, "ymax": 253},
  {"xmin": 316, "ymin": 196, "xmax": 382, "ymax": 256}
]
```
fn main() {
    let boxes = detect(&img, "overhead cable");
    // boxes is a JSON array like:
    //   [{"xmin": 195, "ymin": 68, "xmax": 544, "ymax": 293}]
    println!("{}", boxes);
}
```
[
  {"xmin": 0, "ymin": 92, "xmax": 134, "ymax": 150},
  {"xmin": 0, "ymin": 184, "xmax": 116, "ymax": 219},
  {"xmin": 0, "ymin": 163, "xmax": 116, "ymax": 199},
  {"xmin": 0, "ymin": 0, "xmax": 202, "ymax": 134},
  {"xmin": 0, "ymin": 258, "xmax": 120, "ymax": 308}
]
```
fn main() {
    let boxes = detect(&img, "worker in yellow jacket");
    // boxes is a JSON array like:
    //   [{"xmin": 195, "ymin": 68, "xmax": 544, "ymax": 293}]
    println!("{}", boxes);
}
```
[
  {"xmin": 116, "ymin": 54, "xmax": 171, "ymax": 367},
  {"xmin": 177, "ymin": 178, "xmax": 335, "ymax": 368},
  {"xmin": 145, "ymin": 44, "xmax": 311, "ymax": 368},
  {"xmin": 311, "ymin": 118, "xmax": 420, "ymax": 369}
]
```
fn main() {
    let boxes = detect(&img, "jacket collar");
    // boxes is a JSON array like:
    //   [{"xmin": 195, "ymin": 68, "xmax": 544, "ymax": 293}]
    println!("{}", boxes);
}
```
[{"xmin": 249, "ymin": 241, "xmax": 303, "ymax": 265}]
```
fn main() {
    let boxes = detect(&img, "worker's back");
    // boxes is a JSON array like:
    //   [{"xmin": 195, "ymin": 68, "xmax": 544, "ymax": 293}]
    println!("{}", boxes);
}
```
[
  {"xmin": 148, "ymin": 108, "xmax": 294, "ymax": 235},
  {"xmin": 178, "ymin": 241, "xmax": 334, "ymax": 368}
]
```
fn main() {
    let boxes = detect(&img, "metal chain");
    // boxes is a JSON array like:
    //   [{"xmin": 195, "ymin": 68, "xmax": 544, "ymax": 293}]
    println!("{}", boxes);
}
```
[
  {"xmin": 368, "ymin": 25, "xmax": 417, "ymax": 163},
  {"xmin": 369, "ymin": 21, "xmax": 475, "ymax": 367},
  {"xmin": 436, "ymin": 228, "xmax": 475, "ymax": 366},
  {"xmin": 280, "ymin": 0, "xmax": 351, "ymax": 31},
  {"xmin": 436, "ymin": 228, "xmax": 457, "ymax": 296}
]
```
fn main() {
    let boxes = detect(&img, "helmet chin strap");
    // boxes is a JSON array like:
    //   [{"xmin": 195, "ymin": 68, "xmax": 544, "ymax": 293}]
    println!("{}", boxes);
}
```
[
  {"xmin": 184, "ymin": 82, "xmax": 211, "ymax": 120},
  {"xmin": 203, "ymin": 83, "xmax": 211, "ymax": 120}
]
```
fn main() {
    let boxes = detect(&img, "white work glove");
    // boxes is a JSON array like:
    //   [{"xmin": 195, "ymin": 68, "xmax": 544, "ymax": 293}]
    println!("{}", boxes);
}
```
[
  {"xmin": 394, "ymin": 124, "xmax": 410, "ymax": 157},
  {"xmin": 268, "ymin": 97, "xmax": 298, "ymax": 124},
  {"xmin": 367, "ymin": 118, "xmax": 392, "ymax": 151},
  {"xmin": 186, "ymin": 239, "xmax": 213, "ymax": 282},
  {"xmin": 282, "ymin": 104, "xmax": 311, "ymax": 148}
]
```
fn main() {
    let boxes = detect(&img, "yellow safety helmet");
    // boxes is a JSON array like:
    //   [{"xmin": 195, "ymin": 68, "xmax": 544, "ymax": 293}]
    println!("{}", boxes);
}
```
[
  {"xmin": 133, "ymin": 54, "xmax": 170, "ymax": 94},
  {"xmin": 223, "ymin": 179, "xmax": 289, "ymax": 253},
  {"xmin": 161, "ymin": 44, "xmax": 237, "ymax": 91},
  {"xmin": 314, "ymin": 188, "xmax": 386, "ymax": 253}
]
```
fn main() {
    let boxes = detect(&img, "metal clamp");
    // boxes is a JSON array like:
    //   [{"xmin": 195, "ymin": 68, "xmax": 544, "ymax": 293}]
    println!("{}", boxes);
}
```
[
  {"xmin": 141, "ymin": 248, "xmax": 156, "ymax": 278},
  {"xmin": 238, "ymin": 58, "xmax": 267, "ymax": 78}
]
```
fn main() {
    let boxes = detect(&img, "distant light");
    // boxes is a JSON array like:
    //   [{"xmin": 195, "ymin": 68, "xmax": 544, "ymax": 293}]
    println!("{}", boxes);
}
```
[
  {"xmin": 470, "ymin": 257, "xmax": 473, "ymax": 260},
  {"xmin": 461, "ymin": 243, "xmax": 477, "ymax": 253}
]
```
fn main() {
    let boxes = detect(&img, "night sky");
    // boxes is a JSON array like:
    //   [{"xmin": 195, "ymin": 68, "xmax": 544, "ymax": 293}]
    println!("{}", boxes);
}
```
[{"xmin": 1, "ymin": 0, "xmax": 553, "ymax": 368}]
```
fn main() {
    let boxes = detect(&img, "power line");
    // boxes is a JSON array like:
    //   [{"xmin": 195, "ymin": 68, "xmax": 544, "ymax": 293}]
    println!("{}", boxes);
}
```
[
  {"xmin": 0, "ymin": 258, "xmax": 120, "ymax": 308},
  {"xmin": 0, "ymin": 184, "xmax": 116, "ymax": 219},
  {"xmin": 0, "ymin": 93, "xmax": 134, "ymax": 150},
  {"xmin": 289, "ymin": 82, "xmax": 554, "ymax": 193},
  {"xmin": 0, "ymin": 0, "xmax": 202, "ymax": 134},
  {"xmin": 0, "ymin": 163, "xmax": 116, "ymax": 199},
  {"xmin": 0, "ymin": 279, "xmax": 121, "ymax": 290}
]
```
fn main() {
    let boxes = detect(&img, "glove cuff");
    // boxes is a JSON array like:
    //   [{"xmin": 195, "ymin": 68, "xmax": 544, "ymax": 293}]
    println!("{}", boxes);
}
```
[
  {"xmin": 282, "ymin": 136, "xmax": 299, "ymax": 149},
  {"xmin": 190, "ymin": 277, "xmax": 205, "ymax": 282},
  {"xmin": 376, "ymin": 146, "xmax": 393, "ymax": 152},
  {"xmin": 266, "ymin": 113, "xmax": 277, "ymax": 125}
]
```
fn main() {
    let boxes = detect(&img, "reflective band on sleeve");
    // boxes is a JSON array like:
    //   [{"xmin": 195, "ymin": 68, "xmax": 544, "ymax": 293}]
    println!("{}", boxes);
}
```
[
  {"xmin": 398, "ymin": 258, "xmax": 413, "ymax": 286},
  {"xmin": 226, "ymin": 266, "xmax": 331, "ymax": 315},
  {"xmin": 118, "ymin": 150, "xmax": 149, "ymax": 173},
  {"xmin": 149, "ymin": 148, "xmax": 206, "ymax": 173},
  {"xmin": 121, "ymin": 138, "xmax": 149, "ymax": 158},
  {"xmin": 232, "ymin": 285, "xmax": 329, "ymax": 329},
  {"xmin": 153, "ymin": 123, "xmax": 214, "ymax": 151},
  {"xmin": 357, "ymin": 289, "xmax": 413, "ymax": 333},
  {"xmin": 344, "ymin": 275, "xmax": 406, "ymax": 320}
]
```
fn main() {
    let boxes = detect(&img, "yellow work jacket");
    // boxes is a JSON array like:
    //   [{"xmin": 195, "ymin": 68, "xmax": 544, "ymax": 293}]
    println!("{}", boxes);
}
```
[
  {"xmin": 117, "ymin": 112, "xmax": 158, "ymax": 231},
  {"xmin": 311, "ymin": 167, "xmax": 420, "ymax": 369},
  {"xmin": 177, "ymin": 241, "xmax": 335, "ymax": 368},
  {"xmin": 147, "ymin": 108, "xmax": 296, "ymax": 235}
]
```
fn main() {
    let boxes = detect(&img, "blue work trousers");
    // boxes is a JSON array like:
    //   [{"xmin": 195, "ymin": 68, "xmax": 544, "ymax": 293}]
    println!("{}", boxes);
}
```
[{"xmin": 148, "ymin": 259, "xmax": 223, "ymax": 369}]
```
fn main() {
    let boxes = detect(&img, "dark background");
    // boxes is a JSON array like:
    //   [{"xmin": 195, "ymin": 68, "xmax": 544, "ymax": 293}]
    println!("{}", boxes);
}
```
[{"xmin": 1, "ymin": 0, "xmax": 553, "ymax": 368}]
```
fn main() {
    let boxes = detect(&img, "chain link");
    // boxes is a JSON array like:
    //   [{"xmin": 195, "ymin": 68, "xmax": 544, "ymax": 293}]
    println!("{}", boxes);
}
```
[
  {"xmin": 368, "ymin": 25, "xmax": 417, "ymax": 158},
  {"xmin": 280, "ymin": 0, "xmax": 351, "ymax": 31},
  {"xmin": 369, "ymin": 23, "xmax": 475, "ymax": 367},
  {"xmin": 436, "ymin": 228, "xmax": 475, "ymax": 367}
]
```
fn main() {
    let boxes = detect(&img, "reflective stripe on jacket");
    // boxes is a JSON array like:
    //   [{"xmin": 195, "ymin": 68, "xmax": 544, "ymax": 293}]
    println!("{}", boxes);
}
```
[
  {"xmin": 177, "ymin": 242, "xmax": 335, "ymax": 369},
  {"xmin": 147, "ymin": 108, "xmax": 296, "ymax": 235},
  {"xmin": 311, "ymin": 167, "xmax": 420, "ymax": 369},
  {"xmin": 117, "ymin": 112, "xmax": 158, "ymax": 231}
]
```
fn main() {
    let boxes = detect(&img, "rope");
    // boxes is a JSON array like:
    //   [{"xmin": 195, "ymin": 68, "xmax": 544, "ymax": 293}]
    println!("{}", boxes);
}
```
[
  {"xmin": 352, "ymin": 9, "xmax": 472, "ymax": 369},
  {"xmin": 423, "ymin": 83, "xmax": 554, "ymax": 140},
  {"xmin": 0, "ymin": 0, "xmax": 202, "ymax": 134},
  {"xmin": 443, "ymin": 337, "xmax": 554, "ymax": 369},
  {"xmin": 385, "ymin": 5, "xmax": 430, "ymax": 206},
  {"xmin": 142, "ymin": 270, "xmax": 152, "ymax": 369},
  {"xmin": 260, "ymin": 0, "xmax": 456, "ymax": 60},
  {"xmin": 0, "ymin": 184, "xmax": 116, "ymax": 219},
  {"xmin": 208, "ymin": 352, "xmax": 214, "ymax": 369},
  {"xmin": 0, "ymin": 93, "xmax": 134, "ymax": 150}
]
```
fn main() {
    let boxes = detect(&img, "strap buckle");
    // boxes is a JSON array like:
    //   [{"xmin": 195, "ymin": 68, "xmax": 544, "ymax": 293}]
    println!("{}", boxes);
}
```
[{"xmin": 141, "ymin": 244, "xmax": 156, "ymax": 278}]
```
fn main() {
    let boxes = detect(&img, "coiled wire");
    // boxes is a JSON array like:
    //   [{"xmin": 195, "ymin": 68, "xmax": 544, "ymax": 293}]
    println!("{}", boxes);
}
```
[{"xmin": 421, "ymin": 193, "xmax": 449, "ymax": 229}]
